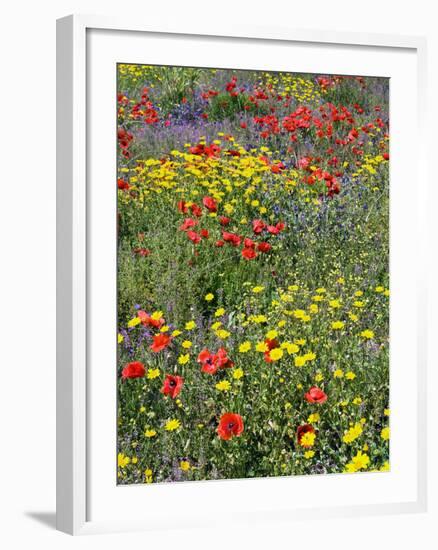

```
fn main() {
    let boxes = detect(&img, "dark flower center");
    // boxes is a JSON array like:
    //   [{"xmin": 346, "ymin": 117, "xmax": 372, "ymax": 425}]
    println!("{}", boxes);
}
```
[
  {"xmin": 227, "ymin": 422, "xmax": 235, "ymax": 430},
  {"xmin": 169, "ymin": 380, "xmax": 176, "ymax": 387}
]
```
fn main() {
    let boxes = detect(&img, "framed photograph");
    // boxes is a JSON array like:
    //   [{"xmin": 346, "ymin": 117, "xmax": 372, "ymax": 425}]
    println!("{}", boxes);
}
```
[{"xmin": 56, "ymin": 15, "xmax": 427, "ymax": 535}]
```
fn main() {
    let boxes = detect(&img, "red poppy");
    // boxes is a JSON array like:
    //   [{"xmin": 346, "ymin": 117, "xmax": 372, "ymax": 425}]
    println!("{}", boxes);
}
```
[
  {"xmin": 327, "ymin": 179, "xmax": 341, "ymax": 197},
  {"xmin": 138, "ymin": 310, "xmax": 164, "ymax": 329},
  {"xmin": 225, "ymin": 76, "xmax": 237, "ymax": 92},
  {"xmin": 217, "ymin": 412, "xmax": 244, "ymax": 440},
  {"xmin": 197, "ymin": 347, "xmax": 233, "ymax": 374},
  {"xmin": 205, "ymin": 144, "xmax": 221, "ymax": 156},
  {"xmin": 179, "ymin": 218, "xmax": 198, "ymax": 231},
  {"xmin": 219, "ymin": 216, "xmax": 231, "ymax": 226},
  {"xmin": 202, "ymin": 196, "xmax": 218, "ymax": 212},
  {"xmin": 121, "ymin": 361, "xmax": 146, "ymax": 379},
  {"xmin": 304, "ymin": 386, "xmax": 327, "ymax": 404},
  {"xmin": 271, "ymin": 162, "xmax": 285, "ymax": 174},
  {"xmin": 150, "ymin": 334, "xmax": 172, "ymax": 353},
  {"xmin": 267, "ymin": 225, "xmax": 280, "ymax": 235},
  {"xmin": 214, "ymin": 347, "xmax": 234, "ymax": 369},
  {"xmin": 242, "ymin": 247, "xmax": 257, "ymax": 260},
  {"xmin": 252, "ymin": 219, "xmax": 265, "ymax": 234},
  {"xmin": 222, "ymin": 231, "xmax": 241, "ymax": 247},
  {"xmin": 317, "ymin": 76, "xmax": 332, "ymax": 89},
  {"xmin": 244, "ymin": 237, "xmax": 255, "ymax": 249},
  {"xmin": 297, "ymin": 156, "xmax": 311, "ymax": 169},
  {"xmin": 197, "ymin": 349, "xmax": 219, "ymax": 374},
  {"xmin": 348, "ymin": 128, "xmax": 359, "ymax": 142},
  {"xmin": 200, "ymin": 229, "xmax": 209, "ymax": 238},
  {"xmin": 161, "ymin": 374, "xmax": 184, "ymax": 399},
  {"xmin": 189, "ymin": 144, "xmax": 204, "ymax": 155},
  {"xmin": 215, "ymin": 240, "xmax": 225, "ymax": 247},
  {"xmin": 187, "ymin": 230, "xmax": 201, "ymax": 244},
  {"xmin": 177, "ymin": 200, "xmax": 188, "ymax": 214},
  {"xmin": 118, "ymin": 178, "xmax": 130, "ymax": 190},
  {"xmin": 296, "ymin": 424, "xmax": 315, "ymax": 447},
  {"xmin": 257, "ymin": 242, "xmax": 271, "ymax": 253},
  {"xmin": 133, "ymin": 247, "xmax": 151, "ymax": 257},
  {"xmin": 118, "ymin": 128, "xmax": 133, "ymax": 150},
  {"xmin": 191, "ymin": 204, "xmax": 203, "ymax": 217}
]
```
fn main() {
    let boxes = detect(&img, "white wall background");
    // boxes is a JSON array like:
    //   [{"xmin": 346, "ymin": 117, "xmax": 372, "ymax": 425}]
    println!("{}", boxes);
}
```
[{"xmin": 0, "ymin": 1, "xmax": 436, "ymax": 548}]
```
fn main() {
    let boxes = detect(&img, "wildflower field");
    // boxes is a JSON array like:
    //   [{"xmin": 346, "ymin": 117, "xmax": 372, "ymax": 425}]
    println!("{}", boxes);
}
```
[{"xmin": 117, "ymin": 65, "xmax": 390, "ymax": 484}]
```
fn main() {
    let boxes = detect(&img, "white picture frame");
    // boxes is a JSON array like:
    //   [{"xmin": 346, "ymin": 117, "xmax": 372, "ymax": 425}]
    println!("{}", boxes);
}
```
[{"xmin": 56, "ymin": 14, "xmax": 428, "ymax": 535}]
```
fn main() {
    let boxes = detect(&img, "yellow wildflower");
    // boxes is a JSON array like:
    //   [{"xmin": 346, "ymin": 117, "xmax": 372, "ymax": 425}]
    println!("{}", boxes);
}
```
[
  {"xmin": 233, "ymin": 368, "xmax": 244, "ymax": 380},
  {"xmin": 178, "ymin": 354, "xmax": 190, "ymax": 365},
  {"xmin": 300, "ymin": 432, "xmax": 316, "ymax": 447},
  {"xmin": 239, "ymin": 341, "xmax": 252, "ymax": 353},
  {"xmin": 252, "ymin": 286, "xmax": 265, "ymax": 293},
  {"xmin": 351, "ymin": 450, "xmax": 370, "ymax": 470},
  {"xmin": 343, "ymin": 423, "xmax": 363, "ymax": 444},
  {"xmin": 256, "ymin": 341, "xmax": 269, "ymax": 353},
  {"xmin": 269, "ymin": 348, "xmax": 283, "ymax": 361},
  {"xmin": 147, "ymin": 368, "xmax": 160, "ymax": 380},
  {"xmin": 118, "ymin": 453, "xmax": 130, "ymax": 468},
  {"xmin": 165, "ymin": 419, "xmax": 181, "ymax": 431},
  {"xmin": 215, "ymin": 380, "xmax": 231, "ymax": 392},
  {"xmin": 283, "ymin": 342, "xmax": 299, "ymax": 354}
]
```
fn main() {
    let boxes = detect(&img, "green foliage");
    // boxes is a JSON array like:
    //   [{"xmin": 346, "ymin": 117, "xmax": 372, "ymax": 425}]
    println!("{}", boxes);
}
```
[
  {"xmin": 153, "ymin": 66, "xmax": 202, "ymax": 115},
  {"xmin": 207, "ymin": 92, "xmax": 261, "ymax": 121},
  {"xmin": 116, "ymin": 65, "xmax": 390, "ymax": 484}
]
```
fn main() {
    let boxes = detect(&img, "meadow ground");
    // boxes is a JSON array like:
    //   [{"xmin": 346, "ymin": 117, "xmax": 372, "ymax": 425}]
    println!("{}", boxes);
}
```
[{"xmin": 116, "ymin": 65, "xmax": 390, "ymax": 484}]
